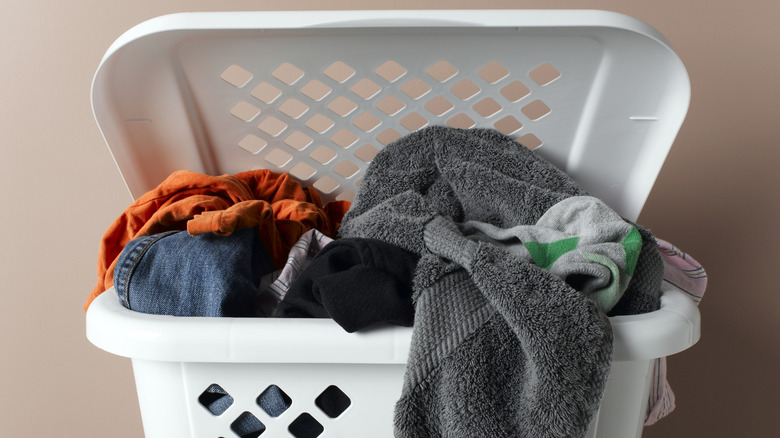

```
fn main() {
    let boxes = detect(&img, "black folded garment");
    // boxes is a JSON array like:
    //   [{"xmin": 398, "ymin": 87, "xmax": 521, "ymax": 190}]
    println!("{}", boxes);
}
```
[{"xmin": 275, "ymin": 238, "xmax": 419, "ymax": 332}]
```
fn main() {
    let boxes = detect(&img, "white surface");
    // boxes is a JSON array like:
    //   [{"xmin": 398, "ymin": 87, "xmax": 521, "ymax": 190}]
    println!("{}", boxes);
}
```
[
  {"xmin": 87, "ymin": 284, "xmax": 699, "ymax": 364},
  {"xmin": 91, "ymin": 9, "xmax": 690, "ymax": 220}
]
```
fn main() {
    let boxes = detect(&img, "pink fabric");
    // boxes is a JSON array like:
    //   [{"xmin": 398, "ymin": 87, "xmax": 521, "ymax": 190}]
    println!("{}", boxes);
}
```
[{"xmin": 645, "ymin": 238, "xmax": 707, "ymax": 425}]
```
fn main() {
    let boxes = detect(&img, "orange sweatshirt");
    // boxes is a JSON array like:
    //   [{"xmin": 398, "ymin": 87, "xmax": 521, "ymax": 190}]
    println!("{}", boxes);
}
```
[{"xmin": 84, "ymin": 169, "xmax": 349, "ymax": 311}]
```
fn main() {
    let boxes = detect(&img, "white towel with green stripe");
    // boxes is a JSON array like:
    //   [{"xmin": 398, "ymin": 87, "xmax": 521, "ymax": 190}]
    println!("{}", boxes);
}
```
[{"xmin": 460, "ymin": 196, "xmax": 642, "ymax": 313}]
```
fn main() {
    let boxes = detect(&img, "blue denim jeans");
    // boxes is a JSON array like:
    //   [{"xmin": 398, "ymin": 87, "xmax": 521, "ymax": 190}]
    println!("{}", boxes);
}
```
[{"xmin": 113, "ymin": 228, "xmax": 274, "ymax": 316}]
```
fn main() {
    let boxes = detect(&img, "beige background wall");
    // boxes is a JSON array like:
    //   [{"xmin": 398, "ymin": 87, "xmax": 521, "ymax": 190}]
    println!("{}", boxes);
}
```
[{"xmin": 1, "ymin": 1, "xmax": 777, "ymax": 436}]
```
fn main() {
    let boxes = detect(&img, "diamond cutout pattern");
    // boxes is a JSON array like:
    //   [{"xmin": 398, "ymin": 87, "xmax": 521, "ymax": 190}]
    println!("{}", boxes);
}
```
[
  {"xmin": 350, "ymin": 78, "xmax": 382, "ymax": 100},
  {"xmin": 313, "ymin": 176, "xmax": 339, "ymax": 194},
  {"xmin": 272, "ymin": 63, "xmax": 304, "ymax": 85},
  {"xmin": 375, "ymin": 95, "xmax": 405, "ymax": 115},
  {"xmin": 354, "ymin": 144, "xmax": 379, "ymax": 163},
  {"xmin": 447, "ymin": 113, "xmax": 476, "ymax": 129},
  {"xmin": 400, "ymin": 78, "xmax": 431, "ymax": 99},
  {"xmin": 300, "ymin": 80, "xmax": 331, "ymax": 101},
  {"xmin": 257, "ymin": 385, "xmax": 292, "ymax": 418},
  {"xmin": 331, "ymin": 129, "xmax": 359, "ymax": 148},
  {"xmin": 450, "ymin": 79, "xmax": 481, "ymax": 100},
  {"xmin": 238, "ymin": 134, "xmax": 268, "ymax": 154},
  {"xmin": 473, "ymin": 97, "xmax": 502, "ymax": 118},
  {"xmin": 352, "ymin": 113, "xmax": 382, "ymax": 132},
  {"xmin": 199, "ymin": 384, "xmax": 234, "ymax": 416},
  {"xmin": 521, "ymin": 99, "xmax": 551, "ymax": 121},
  {"xmin": 424, "ymin": 96, "xmax": 454, "ymax": 116},
  {"xmin": 494, "ymin": 115, "xmax": 524, "ymax": 135},
  {"xmin": 251, "ymin": 82, "xmax": 282, "ymax": 104},
  {"xmin": 231, "ymin": 412, "xmax": 266, "ymax": 438},
  {"xmin": 258, "ymin": 116, "xmax": 287, "ymax": 137},
  {"xmin": 288, "ymin": 413, "xmax": 324, "ymax": 438},
  {"xmin": 518, "ymin": 132, "xmax": 543, "ymax": 149},
  {"xmin": 218, "ymin": 58, "xmax": 562, "ymax": 203},
  {"xmin": 195, "ymin": 382, "xmax": 355, "ymax": 437},
  {"xmin": 400, "ymin": 112, "xmax": 428, "ymax": 131},
  {"xmin": 279, "ymin": 98, "xmax": 309, "ymax": 119},
  {"xmin": 375, "ymin": 60, "xmax": 407, "ymax": 82},
  {"xmin": 221, "ymin": 64, "xmax": 253, "ymax": 88},
  {"xmin": 426, "ymin": 60, "xmax": 458, "ymax": 82},
  {"xmin": 333, "ymin": 160, "xmax": 360, "ymax": 179},
  {"xmin": 323, "ymin": 61, "xmax": 356, "ymax": 83},
  {"xmin": 478, "ymin": 61, "xmax": 510, "ymax": 84},
  {"xmin": 230, "ymin": 101, "xmax": 261, "ymax": 122},
  {"xmin": 529, "ymin": 62, "xmax": 561, "ymax": 85},
  {"xmin": 315, "ymin": 386, "xmax": 351, "ymax": 418}
]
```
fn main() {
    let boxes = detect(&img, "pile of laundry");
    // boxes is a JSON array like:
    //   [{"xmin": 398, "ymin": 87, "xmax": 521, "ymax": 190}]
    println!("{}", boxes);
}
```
[{"xmin": 85, "ymin": 126, "xmax": 706, "ymax": 437}]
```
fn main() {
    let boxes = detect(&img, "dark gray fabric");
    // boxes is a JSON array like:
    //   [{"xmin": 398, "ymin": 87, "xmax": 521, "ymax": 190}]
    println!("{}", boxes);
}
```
[
  {"xmin": 340, "ymin": 127, "xmax": 619, "ymax": 438},
  {"xmin": 608, "ymin": 224, "xmax": 664, "ymax": 316}
]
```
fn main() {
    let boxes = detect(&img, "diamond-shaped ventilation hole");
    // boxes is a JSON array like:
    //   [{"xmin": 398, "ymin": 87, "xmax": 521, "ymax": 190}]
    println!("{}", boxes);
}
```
[
  {"xmin": 279, "ymin": 98, "xmax": 309, "ymax": 119},
  {"xmin": 500, "ymin": 80, "xmax": 531, "ymax": 102},
  {"xmin": 300, "ymin": 80, "xmax": 332, "ymax": 101},
  {"xmin": 354, "ymin": 144, "xmax": 379, "ymax": 163},
  {"xmin": 230, "ymin": 101, "xmax": 261, "ymax": 122},
  {"xmin": 521, "ymin": 100, "xmax": 551, "ymax": 121},
  {"xmin": 426, "ymin": 60, "xmax": 458, "ymax": 82},
  {"xmin": 424, "ymin": 96, "xmax": 454, "ymax": 117},
  {"xmin": 288, "ymin": 413, "xmax": 324, "ymax": 438},
  {"xmin": 257, "ymin": 385, "xmax": 292, "ymax": 418},
  {"xmin": 353, "ymin": 112, "xmax": 382, "ymax": 132},
  {"xmin": 327, "ymin": 96, "xmax": 358, "ymax": 117},
  {"xmin": 331, "ymin": 129, "xmax": 359, "ymax": 149},
  {"xmin": 306, "ymin": 114, "xmax": 335, "ymax": 134},
  {"xmin": 473, "ymin": 97, "xmax": 502, "ymax": 118},
  {"xmin": 323, "ymin": 61, "xmax": 355, "ymax": 83},
  {"xmin": 375, "ymin": 95, "xmax": 406, "ymax": 115},
  {"xmin": 258, "ymin": 116, "xmax": 288, "ymax": 137},
  {"xmin": 478, "ymin": 61, "xmax": 510, "ymax": 84},
  {"xmin": 221, "ymin": 65, "xmax": 253, "ymax": 88},
  {"xmin": 400, "ymin": 78, "xmax": 431, "ymax": 99},
  {"xmin": 333, "ymin": 160, "xmax": 360, "ymax": 179},
  {"xmin": 231, "ymin": 411, "xmax": 265, "ymax": 438},
  {"xmin": 313, "ymin": 176, "xmax": 339, "ymax": 194},
  {"xmin": 450, "ymin": 79, "xmax": 480, "ymax": 100},
  {"xmin": 494, "ymin": 115, "xmax": 523, "ymax": 135},
  {"xmin": 272, "ymin": 62, "xmax": 304, "ymax": 85},
  {"xmin": 199, "ymin": 384, "xmax": 234, "ymax": 416},
  {"xmin": 447, "ymin": 113, "xmax": 475, "ymax": 129},
  {"xmin": 529, "ymin": 62, "xmax": 561, "ymax": 86},
  {"xmin": 315, "ymin": 385, "xmax": 351, "ymax": 418},
  {"xmin": 285, "ymin": 131, "xmax": 313, "ymax": 151},
  {"xmin": 400, "ymin": 112, "xmax": 428, "ymax": 131},
  {"xmin": 310, "ymin": 146, "xmax": 337, "ymax": 164},
  {"xmin": 251, "ymin": 82, "xmax": 282, "ymax": 104},
  {"xmin": 238, "ymin": 134, "xmax": 268, "ymax": 154},
  {"xmin": 350, "ymin": 78, "xmax": 382, "ymax": 100},
  {"xmin": 312, "ymin": 176, "xmax": 339, "ymax": 195},
  {"xmin": 517, "ymin": 133, "xmax": 543, "ymax": 149},
  {"xmin": 376, "ymin": 128, "xmax": 402, "ymax": 145},
  {"xmin": 289, "ymin": 162, "xmax": 317, "ymax": 181},
  {"xmin": 265, "ymin": 148, "xmax": 293, "ymax": 168},
  {"xmin": 375, "ymin": 60, "xmax": 407, "ymax": 82}
]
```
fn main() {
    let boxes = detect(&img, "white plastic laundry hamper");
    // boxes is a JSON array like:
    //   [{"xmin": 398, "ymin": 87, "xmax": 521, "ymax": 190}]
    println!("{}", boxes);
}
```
[{"xmin": 86, "ymin": 10, "xmax": 701, "ymax": 438}]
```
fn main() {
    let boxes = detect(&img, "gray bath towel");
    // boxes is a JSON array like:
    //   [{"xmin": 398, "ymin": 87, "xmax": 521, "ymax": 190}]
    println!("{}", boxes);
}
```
[{"xmin": 339, "ymin": 126, "xmax": 661, "ymax": 438}]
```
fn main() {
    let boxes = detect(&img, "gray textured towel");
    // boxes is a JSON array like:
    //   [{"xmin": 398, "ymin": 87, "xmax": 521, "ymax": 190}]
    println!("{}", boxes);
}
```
[{"xmin": 339, "ymin": 126, "xmax": 661, "ymax": 438}]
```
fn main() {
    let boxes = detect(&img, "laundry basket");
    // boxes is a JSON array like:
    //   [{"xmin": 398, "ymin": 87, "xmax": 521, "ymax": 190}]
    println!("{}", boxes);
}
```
[{"xmin": 86, "ymin": 10, "xmax": 701, "ymax": 438}]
